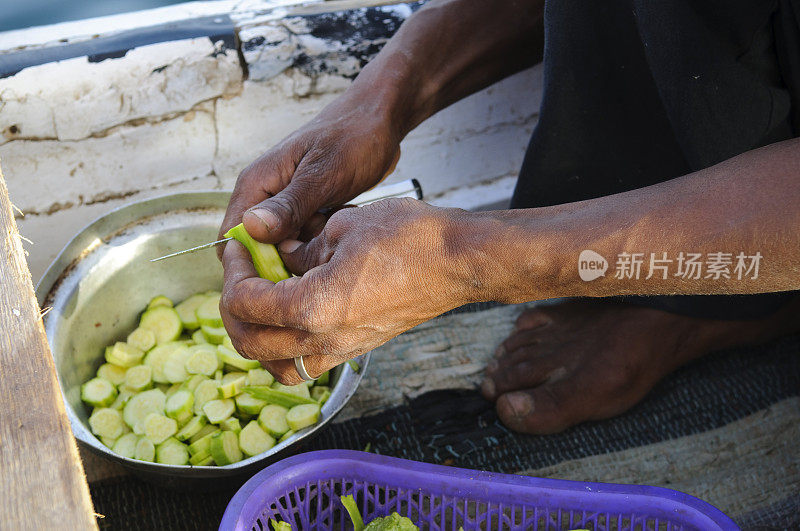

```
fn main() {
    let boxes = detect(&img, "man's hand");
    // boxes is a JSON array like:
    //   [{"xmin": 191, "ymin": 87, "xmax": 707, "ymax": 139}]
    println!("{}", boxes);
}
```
[
  {"xmin": 220, "ymin": 198, "xmax": 477, "ymax": 384},
  {"xmin": 218, "ymin": 92, "xmax": 401, "ymax": 255}
]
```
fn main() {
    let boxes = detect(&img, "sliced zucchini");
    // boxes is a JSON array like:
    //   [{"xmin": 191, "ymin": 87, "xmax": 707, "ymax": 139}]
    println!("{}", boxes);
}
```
[
  {"xmin": 203, "ymin": 398, "xmax": 235, "ymax": 424},
  {"xmin": 272, "ymin": 382, "xmax": 311, "ymax": 399},
  {"xmin": 147, "ymin": 295, "xmax": 173, "ymax": 309},
  {"xmin": 187, "ymin": 430, "xmax": 216, "ymax": 456},
  {"xmin": 135, "ymin": 437, "xmax": 156, "ymax": 462},
  {"xmin": 143, "ymin": 413, "xmax": 178, "ymax": 445},
  {"xmin": 189, "ymin": 454, "xmax": 214, "ymax": 466},
  {"xmin": 123, "ymin": 365, "xmax": 152, "ymax": 392},
  {"xmin": 311, "ymin": 386, "xmax": 331, "ymax": 405},
  {"xmin": 185, "ymin": 345, "xmax": 219, "ymax": 376},
  {"xmin": 316, "ymin": 371, "xmax": 330, "ymax": 386},
  {"xmin": 285, "ymin": 403, "xmax": 321, "ymax": 431},
  {"xmin": 201, "ymin": 324, "xmax": 228, "ymax": 345},
  {"xmin": 162, "ymin": 345, "xmax": 192, "ymax": 383},
  {"xmin": 219, "ymin": 417, "xmax": 241, "ymax": 433},
  {"xmin": 143, "ymin": 342, "xmax": 184, "ymax": 383},
  {"xmin": 238, "ymin": 421, "xmax": 275, "ymax": 457},
  {"xmin": 122, "ymin": 388, "xmax": 166, "ymax": 430},
  {"xmin": 105, "ymin": 342, "xmax": 145, "ymax": 368},
  {"xmin": 188, "ymin": 424, "xmax": 219, "ymax": 445},
  {"xmin": 217, "ymin": 345, "xmax": 261, "ymax": 371},
  {"xmin": 235, "ymin": 393, "xmax": 267, "ymax": 416},
  {"xmin": 109, "ymin": 388, "xmax": 134, "ymax": 411},
  {"xmin": 156, "ymin": 437, "xmax": 189, "ymax": 465},
  {"xmin": 89, "ymin": 408, "xmax": 124, "ymax": 440},
  {"xmin": 278, "ymin": 430, "xmax": 296, "ymax": 443},
  {"xmin": 96, "ymin": 363, "xmax": 127, "ymax": 386},
  {"xmin": 181, "ymin": 374, "xmax": 208, "ymax": 393},
  {"xmin": 175, "ymin": 415, "xmax": 207, "ymax": 442},
  {"xmin": 191, "ymin": 329, "xmax": 208, "ymax": 344},
  {"xmin": 112, "ymin": 432, "xmax": 139, "ymax": 459},
  {"xmin": 127, "ymin": 327, "xmax": 156, "ymax": 353},
  {"xmin": 165, "ymin": 389, "xmax": 194, "ymax": 423},
  {"xmin": 247, "ymin": 368, "xmax": 274, "ymax": 387},
  {"xmin": 257, "ymin": 405, "xmax": 290, "ymax": 438},
  {"xmin": 175, "ymin": 294, "xmax": 208, "ymax": 330},
  {"xmin": 196, "ymin": 295, "xmax": 223, "ymax": 328},
  {"xmin": 140, "ymin": 306, "xmax": 183, "ymax": 345},
  {"xmin": 81, "ymin": 377, "xmax": 117, "ymax": 408},
  {"xmin": 209, "ymin": 430, "xmax": 242, "ymax": 465},
  {"xmin": 218, "ymin": 372, "xmax": 247, "ymax": 399},
  {"xmin": 192, "ymin": 380, "xmax": 221, "ymax": 416}
]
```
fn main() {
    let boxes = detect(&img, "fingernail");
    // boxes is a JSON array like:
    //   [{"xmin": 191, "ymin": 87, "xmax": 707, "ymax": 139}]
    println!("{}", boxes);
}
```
[
  {"xmin": 493, "ymin": 344, "xmax": 505, "ymax": 359},
  {"xmin": 486, "ymin": 359, "xmax": 498, "ymax": 373},
  {"xmin": 278, "ymin": 240, "xmax": 302, "ymax": 254},
  {"xmin": 480, "ymin": 378, "xmax": 496, "ymax": 398},
  {"xmin": 505, "ymin": 392, "xmax": 534, "ymax": 418},
  {"xmin": 247, "ymin": 208, "xmax": 279, "ymax": 233}
]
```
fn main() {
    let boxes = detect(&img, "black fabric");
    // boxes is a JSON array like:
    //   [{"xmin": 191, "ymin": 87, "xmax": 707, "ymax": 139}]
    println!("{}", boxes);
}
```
[
  {"xmin": 511, "ymin": 0, "xmax": 800, "ymax": 320},
  {"xmin": 88, "ymin": 332, "xmax": 800, "ymax": 530}
]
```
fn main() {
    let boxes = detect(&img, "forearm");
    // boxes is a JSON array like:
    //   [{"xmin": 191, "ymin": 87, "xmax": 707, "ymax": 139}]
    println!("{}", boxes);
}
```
[
  {"xmin": 457, "ymin": 138, "xmax": 800, "ymax": 302},
  {"xmin": 348, "ymin": 0, "xmax": 544, "ymax": 136}
]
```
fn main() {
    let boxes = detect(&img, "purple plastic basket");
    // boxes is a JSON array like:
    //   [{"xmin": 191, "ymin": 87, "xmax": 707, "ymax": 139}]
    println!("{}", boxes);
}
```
[{"xmin": 220, "ymin": 450, "xmax": 738, "ymax": 531}]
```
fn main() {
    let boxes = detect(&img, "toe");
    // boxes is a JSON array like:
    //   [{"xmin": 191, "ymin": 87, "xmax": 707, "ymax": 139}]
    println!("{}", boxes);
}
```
[
  {"xmin": 482, "ymin": 356, "xmax": 566, "ymax": 400},
  {"xmin": 514, "ymin": 308, "xmax": 552, "ymax": 332},
  {"xmin": 496, "ymin": 381, "xmax": 589, "ymax": 434}
]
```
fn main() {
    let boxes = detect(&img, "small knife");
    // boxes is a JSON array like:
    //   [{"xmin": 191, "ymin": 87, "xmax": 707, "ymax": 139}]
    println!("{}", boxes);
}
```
[{"xmin": 150, "ymin": 179, "xmax": 422, "ymax": 262}]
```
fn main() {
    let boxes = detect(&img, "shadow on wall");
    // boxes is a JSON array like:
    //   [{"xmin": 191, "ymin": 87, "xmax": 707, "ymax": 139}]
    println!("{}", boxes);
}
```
[{"xmin": 1, "ymin": 0, "xmax": 195, "ymax": 32}]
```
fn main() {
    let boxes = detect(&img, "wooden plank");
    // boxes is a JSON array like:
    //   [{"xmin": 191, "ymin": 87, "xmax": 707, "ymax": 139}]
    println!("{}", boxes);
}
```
[{"xmin": 0, "ymin": 162, "xmax": 96, "ymax": 530}]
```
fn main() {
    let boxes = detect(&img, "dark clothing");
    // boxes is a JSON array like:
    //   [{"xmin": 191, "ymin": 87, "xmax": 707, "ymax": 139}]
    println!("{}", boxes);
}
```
[{"xmin": 512, "ymin": 0, "xmax": 800, "ymax": 319}]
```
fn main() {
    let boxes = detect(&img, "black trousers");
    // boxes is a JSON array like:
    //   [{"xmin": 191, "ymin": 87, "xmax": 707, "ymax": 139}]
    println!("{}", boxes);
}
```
[{"xmin": 511, "ymin": 0, "xmax": 798, "ymax": 320}]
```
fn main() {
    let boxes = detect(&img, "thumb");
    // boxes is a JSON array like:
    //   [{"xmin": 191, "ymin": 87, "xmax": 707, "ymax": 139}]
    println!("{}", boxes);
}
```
[{"xmin": 243, "ymin": 178, "xmax": 322, "ymax": 243}]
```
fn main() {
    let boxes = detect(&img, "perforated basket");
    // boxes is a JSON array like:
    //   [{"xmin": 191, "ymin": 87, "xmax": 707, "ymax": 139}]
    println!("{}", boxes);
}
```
[{"xmin": 220, "ymin": 450, "xmax": 738, "ymax": 530}]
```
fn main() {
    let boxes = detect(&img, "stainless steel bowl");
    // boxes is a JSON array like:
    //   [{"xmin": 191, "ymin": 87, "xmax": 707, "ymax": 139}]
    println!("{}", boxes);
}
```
[{"xmin": 35, "ymin": 191, "xmax": 372, "ymax": 490}]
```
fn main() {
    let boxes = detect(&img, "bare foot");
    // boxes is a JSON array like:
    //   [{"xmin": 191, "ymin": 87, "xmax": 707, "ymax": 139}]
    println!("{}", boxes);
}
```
[{"xmin": 481, "ymin": 298, "xmax": 800, "ymax": 434}]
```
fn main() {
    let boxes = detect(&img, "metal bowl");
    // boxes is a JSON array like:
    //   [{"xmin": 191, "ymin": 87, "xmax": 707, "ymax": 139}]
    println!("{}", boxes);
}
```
[{"xmin": 34, "ymin": 191, "xmax": 369, "ymax": 490}]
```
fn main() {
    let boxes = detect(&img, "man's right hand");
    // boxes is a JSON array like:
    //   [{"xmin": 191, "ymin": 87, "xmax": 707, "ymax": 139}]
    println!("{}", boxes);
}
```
[{"xmin": 218, "ymin": 91, "xmax": 402, "ymax": 255}]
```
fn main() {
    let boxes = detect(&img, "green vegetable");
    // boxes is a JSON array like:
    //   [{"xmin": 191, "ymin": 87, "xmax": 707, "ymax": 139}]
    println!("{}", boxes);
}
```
[
  {"xmin": 140, "ymin": 306, "xmax": 183, "ymax": 345},
  {"xmin": 244, "ymin": 386, "xmax": 317, "ymax": 408},
  {"xmin": 81, "ymin": 377, "xmax": 117, "ymax": 408},
  {"xmin": 96, "ymin": 363, "xmax": 127, "ymax": 386},
  {"xmin": 209, "ymin": 431, "xmax": 242, "ymax": 465},
  {"xmin": 340, "ymin": 495, "xmax": 365, "ymax": 531},
  {"xmin": 89, "ymin": 408, "xmax": 124, "ymax": 440},
  {"xmin": 341, "ymin": 495, "xmax": 418, "ymax": 531},
  {"xmin": 175, "ymin": 294, "xmax": 208, "ymax": 329},
  {"xmin": 123, "ymin": 365, "xmax": 153, "ymax": 392},
  {"xmin": 270, "ymin": 519, "xmax": 292, "ymax": 531},
  {"xmin": 147, "ymin": 295, "xmax": 173, "ymax": 309},
  {"xmin": 257, "ymin": 405, "xmax": 290, "ymax": 437},
  {"xmin": 81, "ymin": 290, "xmax": 330, "ymax": 466},
  {"xmin": 285, "ymin": 403, "xmax": 321, "ymax": 431},
  {"xmin": 364, "ymin": 513, "xmax": 418, "ymax": 531},
  {"xmin": 224, "ymin": 223, "xmax": 291, "ymax": 283},
  {"xmin": 105, "ymin": 342, "xmax": 145, "ymax": 368},
  {"xmin": 217, "ymin": 345, "xmax": 261, "ymax": 371},
  {"xmin": 127, "ymin": 327, "xmax": 156, "ymax": 352},
  {"xmin": 196, "ymin": 294, "xmax": 223, "ymax": 328},
  {"xmin": 156, "ymin": 437, "xmax": 189, "ymax": 465},
  {"xmin": 238, "ymin": 421, "xmax": 275, "ymax": 457}
]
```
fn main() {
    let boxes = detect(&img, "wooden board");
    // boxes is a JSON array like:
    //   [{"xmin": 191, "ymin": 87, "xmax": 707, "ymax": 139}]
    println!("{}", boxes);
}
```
[{"xmin": 0, "ymin": 163, "xmax": 96, "ymax": 529}]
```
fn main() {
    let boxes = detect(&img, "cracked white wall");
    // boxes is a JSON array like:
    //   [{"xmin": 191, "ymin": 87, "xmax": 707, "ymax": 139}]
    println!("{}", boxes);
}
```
[{"xmin": 1, "ymin": 28, "xmax": 542, "ymax": 282}]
